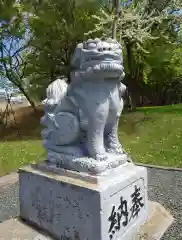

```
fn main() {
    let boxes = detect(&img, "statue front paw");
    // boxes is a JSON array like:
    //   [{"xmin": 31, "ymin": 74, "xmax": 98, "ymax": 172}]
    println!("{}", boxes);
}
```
[
  {"xmin": 107, "ymin": 143, "xmax": 124, "ymax": 155},
  {"xmin": 94, "ymin": 153, "xmax": 108, "ymax": 161},
  {"xmin": 86, "ymin": 141, "xmax": 108, "ymax": 161}
]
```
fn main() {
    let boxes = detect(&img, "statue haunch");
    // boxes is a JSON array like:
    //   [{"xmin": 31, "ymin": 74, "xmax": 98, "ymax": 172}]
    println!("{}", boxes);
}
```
[{"xmin": 41, "ymin": 38, "xmax": 127, "ymax": 163}]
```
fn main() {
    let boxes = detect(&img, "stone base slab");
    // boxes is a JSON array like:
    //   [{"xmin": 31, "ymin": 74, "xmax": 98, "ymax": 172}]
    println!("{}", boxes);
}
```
[
  {"xmin": 139, "ymin": 201, "xmax": 174, "ymax": 239},
  {"xmin": 33, "ymin": 161, "xmax": 135, "ymax": 184},
  {"xmin": 19, "ymin": 164, "xmax": 148, "ymax": 240},
  {"xmin": 46, "ymin": 149, "xmax": 129, "ymax": 174}
]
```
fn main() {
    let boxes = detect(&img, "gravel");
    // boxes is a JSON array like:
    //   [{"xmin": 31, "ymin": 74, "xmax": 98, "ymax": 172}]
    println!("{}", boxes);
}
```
[
  {"xmin": 147, "ymin": 167, "xmax": 182, "ymax": 240},
  {"xmin": 0, "ymin": 182, "xmax": 19, "ymax": 223},
  {"xmin": 0, "ymin": 167, "xmax": 181, "ymax": 239}
]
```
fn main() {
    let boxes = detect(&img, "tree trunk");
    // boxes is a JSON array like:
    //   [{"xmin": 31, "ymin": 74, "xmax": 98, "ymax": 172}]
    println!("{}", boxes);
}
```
[
  {"xmin": 12, "ymin": 82, "xmax": 37, "ymax": 112},
  {"xmin": 128, "ymin": 85, "xmax": 138, "ymax": 111},
  {"xmin": 125, "ymin": 42, "xmax": 137, "ymax": 111},
  {"xmin": 5, "ymin": 78, "xmax": 37, "ymax": 112},
  {"xmin": 112, "ymin": 0, "xmax": 120, "ymax": 39},
  {"xmin": 0, "ymin": 49, "xmax": 37, "ymax": 112},
  {"xmin": 19, "ymin": 86, "xmax": 37, "ymax": 112}
]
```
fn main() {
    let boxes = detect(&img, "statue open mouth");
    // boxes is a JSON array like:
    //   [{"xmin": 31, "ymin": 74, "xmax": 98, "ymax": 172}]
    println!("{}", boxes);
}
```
[
  {"xmin": 92, "ymin": 62, "xmax": 123, "ymax": 73},
  {"xmin": 81, "ymin": 46, "xmax": 124, "ymax": 78},
  {"xmin": 83, "ymin": 61, "xmax": 124, "ymax": 78}
]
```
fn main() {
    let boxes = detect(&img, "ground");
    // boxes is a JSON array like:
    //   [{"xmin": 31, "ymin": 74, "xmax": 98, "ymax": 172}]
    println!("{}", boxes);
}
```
[{"xmin": 0, "ymin": 104, "xmax": 182, "ymax": 176}]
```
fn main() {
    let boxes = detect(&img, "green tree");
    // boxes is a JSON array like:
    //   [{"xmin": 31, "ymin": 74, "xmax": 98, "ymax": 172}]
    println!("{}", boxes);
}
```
[
  {"xmin": 138, "ymin": 40, "xmax": 182, "ymax": 105},
  {"xmin": 0, "ymin": 1, "xmax": 37, "ymax": 110},
  {"xmin": 86, "ymin": 0, "xmax": 182, "ymax": 110},
  {"xmin": 23, "ymin": 0, "xmax": 101, "ymax": 100}
]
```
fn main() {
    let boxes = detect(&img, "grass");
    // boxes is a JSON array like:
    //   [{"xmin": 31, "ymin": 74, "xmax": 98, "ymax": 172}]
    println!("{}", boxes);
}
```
[
  {"xmin": 0, "ymin": 104, "xmax": 182, "ymax": 176},
  {"xmin": 0, "ymin": 106, "xmax": 45, "ymax": 176},
  {"xmin": 119, "ymin": 104, "xmax": 182, "ymax": 167},
  {"xmin": 0, "ymin": 140, "xmax": 44, "ymax": 176}
]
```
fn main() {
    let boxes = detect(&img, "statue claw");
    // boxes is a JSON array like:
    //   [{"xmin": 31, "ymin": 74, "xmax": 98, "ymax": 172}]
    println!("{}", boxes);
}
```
[
  {"xmin": 107, "ymin": 143, "xmax": 124, "ymax": 155},
  {"xmin": 95, "ymin": 153, "xmax": 108, "ymax": 161}
]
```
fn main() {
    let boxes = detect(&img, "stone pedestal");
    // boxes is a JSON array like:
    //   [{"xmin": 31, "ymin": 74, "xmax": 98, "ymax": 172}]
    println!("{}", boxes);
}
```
[{"xmin": 19, "ymin": 162, "xmax": 148, "ymax": 240}]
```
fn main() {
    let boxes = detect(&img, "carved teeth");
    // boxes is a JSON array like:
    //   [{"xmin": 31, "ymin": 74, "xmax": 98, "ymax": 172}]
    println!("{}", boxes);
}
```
[{"xmin": 93, "ymin": 63, "xmax": 123, "ymax": 72}]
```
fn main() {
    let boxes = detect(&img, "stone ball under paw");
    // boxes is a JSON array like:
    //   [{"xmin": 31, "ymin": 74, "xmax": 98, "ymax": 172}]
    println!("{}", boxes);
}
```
[{"xmin": 54, "ymin": 112, "xmax": 80, "ymax": 145}]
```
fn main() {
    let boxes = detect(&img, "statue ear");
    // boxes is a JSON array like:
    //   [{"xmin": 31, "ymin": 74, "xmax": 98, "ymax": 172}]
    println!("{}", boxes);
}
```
[{"xmin": 71, "ymin": 43, "xmax": 83, "ymax": 69}]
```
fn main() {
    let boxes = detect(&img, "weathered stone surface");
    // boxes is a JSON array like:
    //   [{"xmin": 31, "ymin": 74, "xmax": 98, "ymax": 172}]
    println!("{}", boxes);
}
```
[
  {"xmin": 19, "ymin": 164, "xmax": 148, "ymax": 240},
  {"xmin": 33, "ymin": 161, "xmax": 132, "ymax": 184},
  {"xmin": 0, "ymin": 202, "xmax": 173, "ymax": 240},
  {"xmin": 41, "ymin": 38, "xmax": 131, "ymax": 174}
]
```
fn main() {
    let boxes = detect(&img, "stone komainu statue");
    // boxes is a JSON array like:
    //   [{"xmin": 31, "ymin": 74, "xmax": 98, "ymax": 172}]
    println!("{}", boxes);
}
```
[{"xmin": 41, "ymin": 38, "xmax": 128, "ymax": 173}]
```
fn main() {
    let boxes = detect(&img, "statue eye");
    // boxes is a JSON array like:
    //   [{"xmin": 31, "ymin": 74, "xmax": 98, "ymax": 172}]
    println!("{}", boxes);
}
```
[
  {"xmin": 108, "ymin": 47, "xmax": 111, "ymax": 51},
  {"xmin": 103, "ymin": 48, "xmax": 106, "ymax": 51},
  {"xmin": 98, "ymin": 48, "xmax": 102, "ymax": 52}
]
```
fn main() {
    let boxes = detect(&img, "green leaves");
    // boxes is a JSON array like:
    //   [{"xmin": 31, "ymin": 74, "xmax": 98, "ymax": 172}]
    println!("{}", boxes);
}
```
[
  {"xmin": 0, "ymin": 1, "xmax": 26, "ymax": 38},
  {"xmin": 22, "ymin": 0, "xmax": 101, "ymax": 100},
  {"xmin": 85, "ymin": 0, "xmax": 182, "ymax": 51},
  {"xmin": 0, "ymin": 0, "xmax": 181, "ymax": 107}
]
